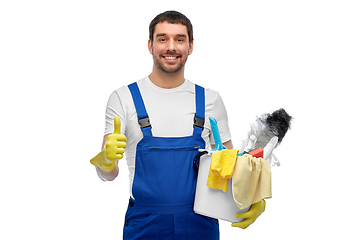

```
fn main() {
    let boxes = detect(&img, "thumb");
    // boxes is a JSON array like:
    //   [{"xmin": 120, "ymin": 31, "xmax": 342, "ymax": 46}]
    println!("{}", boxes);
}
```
[{"xmin": 113, "ymin": 116, "xmax": 121, "ymax": 134}]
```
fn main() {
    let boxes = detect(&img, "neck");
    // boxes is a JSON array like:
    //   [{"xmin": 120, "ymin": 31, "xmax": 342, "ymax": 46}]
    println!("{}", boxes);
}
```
[{"xmin": 148, "ymin": 66, "xmax": 185, "ymax": 89}]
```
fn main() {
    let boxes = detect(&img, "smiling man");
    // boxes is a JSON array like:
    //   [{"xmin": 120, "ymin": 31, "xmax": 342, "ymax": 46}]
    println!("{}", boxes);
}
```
[{"xmin": 90, "ymin": 10, "xmax": 263, "ymax": 240}]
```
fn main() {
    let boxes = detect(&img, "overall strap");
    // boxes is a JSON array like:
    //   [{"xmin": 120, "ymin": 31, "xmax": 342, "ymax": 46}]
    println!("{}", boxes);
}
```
[
  {"xmin": 193, "ymin": 84, "xmax": 205, "ymax": 136},
  {"xmin": 128, "ymin": 82, "xmax": 153, "ymax": 137}
]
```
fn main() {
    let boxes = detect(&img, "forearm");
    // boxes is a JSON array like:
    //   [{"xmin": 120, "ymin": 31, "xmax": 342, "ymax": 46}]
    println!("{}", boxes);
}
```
[
  {"xmin": 211, "ymin": 140, "xmax": 233, "ymax": 150},
  {"xmin": 95, "ymin": 160, "xmax": 119, "ymax": 181}
]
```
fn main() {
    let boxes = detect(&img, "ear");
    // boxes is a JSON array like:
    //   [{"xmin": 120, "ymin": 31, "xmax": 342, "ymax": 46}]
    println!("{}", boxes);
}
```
[
  {"xmin": 148, "ymin": 39, "xmax": 153, "ymax": 54},
  {"xmin": 188, "ymin": 41, "xmax": 194, "ymax": 55}
]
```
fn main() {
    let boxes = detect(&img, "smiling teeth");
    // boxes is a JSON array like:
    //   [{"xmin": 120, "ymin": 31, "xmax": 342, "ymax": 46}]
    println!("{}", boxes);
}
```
[{"xmin": 165, "ymin": 56, "xmax": 177, "ymax": 60}]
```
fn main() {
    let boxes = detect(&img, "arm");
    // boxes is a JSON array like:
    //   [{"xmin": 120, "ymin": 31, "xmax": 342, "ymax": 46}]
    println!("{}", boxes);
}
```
[
  {"xmin": 91, "ymin": 90, "xmax": 128, "ymax": 181},
  {"xmin": 209, "ymin": 91, "xmax": 232, "ymax": 150},
  {"xmin": 95, "ymin": 134, "xmax": 120, "ymax": 181}
]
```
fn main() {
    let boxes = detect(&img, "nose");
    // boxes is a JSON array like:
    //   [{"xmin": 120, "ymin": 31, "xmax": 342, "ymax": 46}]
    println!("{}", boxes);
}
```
[{"xmin": 166, "ymin": 39, "xmax": 176, "ymax": 52}]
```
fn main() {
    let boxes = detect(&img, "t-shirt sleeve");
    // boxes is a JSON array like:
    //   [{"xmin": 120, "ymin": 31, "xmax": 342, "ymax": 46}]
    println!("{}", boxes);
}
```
[
  {"xmin": 209, "ymin": 93, "xmax": 231, "ymax": 145},
  {"xmin": 104, "ymin": 90, "xmax": 126, "ymax": 136}
]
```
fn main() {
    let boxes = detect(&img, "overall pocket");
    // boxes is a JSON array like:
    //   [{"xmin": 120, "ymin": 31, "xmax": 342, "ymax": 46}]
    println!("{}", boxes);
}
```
[{"xmin": 132, "ymin": 146, "xmax": 200, "ymax": 205}]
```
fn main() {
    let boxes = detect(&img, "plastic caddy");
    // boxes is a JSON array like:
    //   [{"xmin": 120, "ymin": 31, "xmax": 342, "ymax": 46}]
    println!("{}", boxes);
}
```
[{"xmin": 193, "ymin": 152, "xmax": 249, "ymax": 223}]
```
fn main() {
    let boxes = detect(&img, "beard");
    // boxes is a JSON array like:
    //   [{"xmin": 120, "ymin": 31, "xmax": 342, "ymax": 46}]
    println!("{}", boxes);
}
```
[
  {"xmin": 153, "ymin": 57, "xmax": 185, "ymax": 74},
  {"xmin": 152, "ymin": 50, "xmax": 188, "ymax": 74}
]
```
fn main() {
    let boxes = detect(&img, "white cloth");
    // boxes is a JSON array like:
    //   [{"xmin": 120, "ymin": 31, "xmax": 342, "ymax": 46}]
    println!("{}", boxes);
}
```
[{"xmin": 104, "ymin": 77, "xmax": 231, "ymax": 196}]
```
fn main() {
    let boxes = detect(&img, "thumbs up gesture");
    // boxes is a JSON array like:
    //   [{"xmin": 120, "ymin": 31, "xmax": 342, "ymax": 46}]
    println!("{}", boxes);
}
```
[
  {"xmin": 90, "ymin": 116, "xmax": 127, "ymax": 172},
  {"xmin": 105, "ymin": 116, "xmax": 127, "ymax": 160}
]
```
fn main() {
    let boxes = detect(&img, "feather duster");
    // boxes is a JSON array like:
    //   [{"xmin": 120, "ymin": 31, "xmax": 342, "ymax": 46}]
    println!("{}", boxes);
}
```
[{"xmin": 241, "ymin": 108, "xmax": 293, "ymax": 151}]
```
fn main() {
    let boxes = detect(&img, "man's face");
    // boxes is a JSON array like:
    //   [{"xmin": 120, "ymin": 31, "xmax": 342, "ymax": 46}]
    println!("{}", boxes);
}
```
[{"xmin": 148, "ymin": 21, "xmax": 193, "ymax": 74}]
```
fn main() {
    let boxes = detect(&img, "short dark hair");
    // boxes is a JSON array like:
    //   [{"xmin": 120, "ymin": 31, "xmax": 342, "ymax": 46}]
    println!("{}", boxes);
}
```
[{"xmin": 149, "ymin": 10, "xmax": 193, "ymax": 43}]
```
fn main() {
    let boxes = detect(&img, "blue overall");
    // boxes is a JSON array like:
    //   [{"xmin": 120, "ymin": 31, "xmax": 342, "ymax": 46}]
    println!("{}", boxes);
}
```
[{"xmin": 123, "ymin": 82, "xmax": 219, "ymax": 240}]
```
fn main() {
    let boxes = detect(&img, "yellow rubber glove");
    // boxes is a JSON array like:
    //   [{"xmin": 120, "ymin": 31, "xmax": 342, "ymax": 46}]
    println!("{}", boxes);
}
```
[
  {"xmin": 231, "ymin": 199, "xmax": 266, "ymax": 229},
  {"xmin": 90, "ymin": 116, "xmax": 127, "ymax": 172}
]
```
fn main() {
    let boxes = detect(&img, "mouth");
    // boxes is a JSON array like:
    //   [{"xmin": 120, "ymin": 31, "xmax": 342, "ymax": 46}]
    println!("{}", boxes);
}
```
[
  {"xmin": 163, "ymin": 55, "xmax": 180, "ymax": 61},
  {"xmin": 164, "ymin": 56, "xmax": 177, "ymax": 60}
]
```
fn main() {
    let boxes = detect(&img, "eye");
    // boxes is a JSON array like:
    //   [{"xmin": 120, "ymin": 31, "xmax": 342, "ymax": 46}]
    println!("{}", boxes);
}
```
[{"xmin": 159, "ymin": 38, "xmax": 166, "ymax": 42}]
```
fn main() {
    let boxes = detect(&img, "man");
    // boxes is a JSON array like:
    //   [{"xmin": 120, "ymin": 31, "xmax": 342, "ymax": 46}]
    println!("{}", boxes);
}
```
[{"xmin": 91, "ymin": 10, "xmax": 265, "ymax": 240}]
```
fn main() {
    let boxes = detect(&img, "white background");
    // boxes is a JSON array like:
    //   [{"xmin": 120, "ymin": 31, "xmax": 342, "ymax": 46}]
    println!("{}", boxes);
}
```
[{"xmin": 1, "ymin": 0, "xmax": 359, "ymax": 239}]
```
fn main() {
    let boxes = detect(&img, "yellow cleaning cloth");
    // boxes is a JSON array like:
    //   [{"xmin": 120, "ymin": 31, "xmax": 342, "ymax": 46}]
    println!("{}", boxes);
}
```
[
  {"xmin": 206, "ymin": 149, "xmax": 239, "ymax": 192},
  {"xmin": 232, "ymin": 154, "xmax": 272, "ymax": 209}
]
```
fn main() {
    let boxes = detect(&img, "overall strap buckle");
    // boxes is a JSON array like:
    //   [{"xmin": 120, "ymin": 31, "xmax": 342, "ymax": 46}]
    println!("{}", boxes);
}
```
[
  {"xmin": 138, "ymin": 117, "xmax": 151, "ymax": 129},
  {"xmin": 193, "ymin": 114, "xmax": 204, "ymax": 130}
]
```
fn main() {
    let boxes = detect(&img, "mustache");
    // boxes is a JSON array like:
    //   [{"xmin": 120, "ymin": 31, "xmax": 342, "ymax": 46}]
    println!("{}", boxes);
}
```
[{"xmin": 161, "ymin": 51, "xmax": 182, "ymax": 56}]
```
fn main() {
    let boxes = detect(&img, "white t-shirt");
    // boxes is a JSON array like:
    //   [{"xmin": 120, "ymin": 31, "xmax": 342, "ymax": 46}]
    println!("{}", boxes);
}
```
[{"xmin": 104, "ymin": 77, "xmax": 231, "ymax": 195}]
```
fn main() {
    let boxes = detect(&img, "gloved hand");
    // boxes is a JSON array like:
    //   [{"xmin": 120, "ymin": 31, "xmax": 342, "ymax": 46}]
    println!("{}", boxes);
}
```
[
  {"xmin": 231, "ymin": 199, "xmax": 266, "ymax": 229},
  {"xmin": 90, "ymin": 116, "xmax": 127, "ymax": 172}
]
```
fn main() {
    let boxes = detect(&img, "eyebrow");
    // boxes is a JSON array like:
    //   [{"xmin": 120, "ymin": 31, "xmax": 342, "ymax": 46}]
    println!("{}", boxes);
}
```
[{"xmin": 155, "ymin": 33, "xmax": 188, "ymax": 38}]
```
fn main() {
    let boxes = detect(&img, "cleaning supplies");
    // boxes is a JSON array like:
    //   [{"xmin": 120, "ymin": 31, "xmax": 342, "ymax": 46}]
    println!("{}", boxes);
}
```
[{"xmin": 194, "ymin": 110, "xmax": 292, "ymax": 224}]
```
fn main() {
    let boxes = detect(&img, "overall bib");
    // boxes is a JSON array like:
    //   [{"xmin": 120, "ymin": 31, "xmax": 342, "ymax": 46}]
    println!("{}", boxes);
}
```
[{"xmin": 123, "ymin": 82, "xmax": 219, "ymax": 240}]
